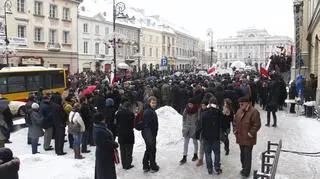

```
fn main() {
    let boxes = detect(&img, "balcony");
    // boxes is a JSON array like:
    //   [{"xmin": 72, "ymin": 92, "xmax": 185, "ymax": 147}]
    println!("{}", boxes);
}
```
[
  {"xmin": 65, "ymin": 0, "xmax": 83, "ymax": 3},
  {"xmin": 47, "ymin": 43, "xmax": 61, "ymax": 52},
  {"xmin": 95, "ymin": 54, "xmax": 106, "ymax": 59}
]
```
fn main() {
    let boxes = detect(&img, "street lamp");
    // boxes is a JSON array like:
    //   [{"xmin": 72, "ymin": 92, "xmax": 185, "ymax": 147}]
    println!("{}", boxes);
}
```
[
  {"xmin": 207, "ymin": 28, "xmax": 214, "ymax": 67},
  {"xmin": 3, "ymin": 0, "xmax": 12, "ymax": 66},
  {"xmin": 293, "ymin": 0, "xmax": 303, "ymax": 77},
  {"xmin": 112, "ymin": 0, "xmax": 127, "ymax": 77}
]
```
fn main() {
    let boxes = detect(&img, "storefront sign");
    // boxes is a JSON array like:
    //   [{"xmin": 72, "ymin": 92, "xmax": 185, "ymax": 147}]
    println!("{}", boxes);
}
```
[
  {"xmin": 20, "ymin": 57, "xmax": 43, "ymax": 65},
  {"xmin": 0, "ymin": 36, "xmax": 27, "ymax": 46}
]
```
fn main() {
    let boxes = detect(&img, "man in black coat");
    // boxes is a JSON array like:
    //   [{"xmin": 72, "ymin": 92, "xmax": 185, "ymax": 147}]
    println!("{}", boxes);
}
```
[
  {"xmin": 40, "ymin": 96, "xmax": 54, "ymax": 151},
  {"xmin": 199, "ymin": 97, "xmax": 222, "ymax": 175},
  {"xmin": 142, "ymin": 96, "xmax": 159, "ymax": 173},
  {"xmin": 115, "ymin": 102, "xmax": 135, "ymax": 170},
  {"xmin": 80, "ymin": 96, "xmax": 93, "ymax": 153},
  {"xmin": 51, "ymin": 94, "xmax": 67, "ymax": 155},
  {"xmin": 0, "ymin": 148, "xmax": 19, "ymax": 179}
]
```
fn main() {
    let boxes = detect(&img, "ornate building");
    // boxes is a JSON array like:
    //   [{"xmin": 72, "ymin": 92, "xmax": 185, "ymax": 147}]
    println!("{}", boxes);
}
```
[{"xmin": 216, "ymin": 28, "xmax": 293, "ymax": 69}]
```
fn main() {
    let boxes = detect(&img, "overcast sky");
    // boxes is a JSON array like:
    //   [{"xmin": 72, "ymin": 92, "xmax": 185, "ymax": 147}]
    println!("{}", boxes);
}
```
[{"xmin": 119, "ymin": 0, "xmax": 294, "ymax": 40}]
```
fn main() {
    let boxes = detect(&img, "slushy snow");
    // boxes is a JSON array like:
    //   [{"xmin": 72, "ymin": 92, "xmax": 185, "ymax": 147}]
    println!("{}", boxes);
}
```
[{"xmin": 6, "ymin": 106, "xmax": 320, "ymax": 179}]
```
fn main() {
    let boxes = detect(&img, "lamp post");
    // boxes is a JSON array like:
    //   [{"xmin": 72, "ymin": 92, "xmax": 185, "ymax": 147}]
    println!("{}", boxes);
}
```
[
  {"xmin": 207, "ymin": 28, "xmax": 214, "ymax": 67},
  {"xmin": 112, "ymin": 0, "xmax": 126, "ymax": 77},
  {"xmin": 4, "ymin": 0, "xmax": 12, "ymax": 66},
  {"xmin": 293, "ymin": 0, "xmax": 303, "ymax": 78}
]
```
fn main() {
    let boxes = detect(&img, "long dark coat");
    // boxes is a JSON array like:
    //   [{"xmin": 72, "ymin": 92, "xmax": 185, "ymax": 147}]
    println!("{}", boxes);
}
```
[
  {"xmin": 115, "ymin": 109, "xmax": 135, "ymax": 144},
  {"xmin": 266, "ymin": 80, "xmax": 280, "ymax": 112},
  {"xmin": 93, "ymin": 122, "xmax": 118, "ymax": 179}
]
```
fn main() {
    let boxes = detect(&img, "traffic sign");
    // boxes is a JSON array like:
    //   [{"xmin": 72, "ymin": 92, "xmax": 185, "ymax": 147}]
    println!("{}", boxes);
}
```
[{"xmin": 160, "ymin": 56, "xmax": 168, "ymax": 66}]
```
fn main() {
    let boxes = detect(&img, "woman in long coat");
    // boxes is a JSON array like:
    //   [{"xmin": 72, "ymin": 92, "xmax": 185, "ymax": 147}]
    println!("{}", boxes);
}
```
[
  {"xmin": 93, "ymin": 112, "xmax": 119, "ymax": 179},
  {"xmin": 27, "ymin": 103, "xmax": 44, "ymax": 154},
  {"xmin": 266, "ymin": 75, "xmax": 280, "ymax": 127}
]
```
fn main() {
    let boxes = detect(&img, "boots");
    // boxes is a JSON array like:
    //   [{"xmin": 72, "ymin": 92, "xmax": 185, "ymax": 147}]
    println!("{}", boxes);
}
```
[
  {"xmin": 192, "ymin": 153, "xmax": 198, "ymax": 161},
  {"xmin": 180, "ymin": 155, "xmax": 187, "ymax": 165},
  {"xmin": 74, "ymin": 146, "xmax": 84, "ymax": 159},
  {"xmin": 196, "ymin": 158, "xmax": 203, "ymax": 167}
]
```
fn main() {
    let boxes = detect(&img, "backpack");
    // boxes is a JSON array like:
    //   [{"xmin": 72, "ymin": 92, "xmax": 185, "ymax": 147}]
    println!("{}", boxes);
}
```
[
  {"xmin": 134, "ymin": 110, "xmax": 144, "ymax": 131},
  {"xmin": 68, "ymin": 112, "xmax": 81, "ymax": 135}
]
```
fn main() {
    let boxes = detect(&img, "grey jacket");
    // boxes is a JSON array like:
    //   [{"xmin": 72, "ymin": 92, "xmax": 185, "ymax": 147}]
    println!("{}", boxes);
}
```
[
  {"xmin": 182, "ymin": 109, "xmax": 199, "ymax": 138},
  {"xmin": 28, "ymin": 110, "xmax": 44, "ymax": 138}
]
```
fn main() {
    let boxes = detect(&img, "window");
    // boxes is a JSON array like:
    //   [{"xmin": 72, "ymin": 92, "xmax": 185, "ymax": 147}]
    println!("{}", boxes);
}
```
[
  {"xmin": 149, "ymin": 48, "xmax": 153, "ymax": 57},
  {"xmin": 0, "ymin": 77, "xmax": 7, "ymax": 94},
  {"xmin": 63, "ymin": 8, "xmax": 70, "ymax": 20},
  {"xmin": 105, "ymin": 27, "xmax": 109, "ymax": 36},
  {"xmin": 17, "ymin": 25, "xmax": 26, "ymax": 38},
  {"xmin": 27, "ymin": 75, "xmax": 40, "ymax": 91},
  {"xmin": 49, "ymin": 64, "xmax": 57, "ymax": 68},
  {"xmin": 83, "ymin": 41, "xmax": 88, "ymax": 54},
  {"xmin": 105, "ymin": 44, "xmax": 109, "ymax": 55},
  {"xmin": 51, "ymin": 73, "xmax": 64, "ymax": 88},
  {"xmin": 83, "ymin": 23, "xmax": 88, "ymax": 33},
  {"xmin": 156, "ymin": 48, "xmax": 159, "ymax": 57},
  {"xmin": 95, "ymin": 25, "xmax": 100, "ymax": 35},
  {"xmin": 34, "ymin": 1, "xmax": 43, "ymax": 16},
  {"xmin": 63, "ymin": 31, "xmax": 70, "ymax": 44},
  {"xmin": 162, "ymin": 36, "xmax": 165, "ymax": 44},
  {"xmin": 172, "ymin": 38, "xmax": 175, "ymax": 46},
  {"xmin": 17, "ymin": 0, "xmax": 25, "ymax": 12},
  {"xmin": 149, "ymin": 35, "xmax": 153, "ymax": 42},
  {"xmin": 49, "ymin": 29, "xmax": 57, "ymax": 44},
  {"xmin": 8, "ymin": 76, "xmax": 26, "ymax": 93},
  {"xmin": 34, "ymin": 27, "xmax": 43, "ymax": 41},
  {"xmin": 95, "ymin": 43, "xmax": 99, "ymax": 54},
  {"xmin": 142, "ymin": 47, "xmax": 146, "ymax": 56},
  {"xmin": 49, "ymin": 4, "xmax": 58, "ymax": 18}
]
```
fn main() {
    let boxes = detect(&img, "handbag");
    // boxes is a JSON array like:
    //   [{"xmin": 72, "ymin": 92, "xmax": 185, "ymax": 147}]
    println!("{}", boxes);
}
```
[
  {"xmin": 113, "ymin": 148, "xmax": 120, "ymax": 164},
  {"xmin": 68, "ymin": 112, "xmax": 81, "ymax": 135}
]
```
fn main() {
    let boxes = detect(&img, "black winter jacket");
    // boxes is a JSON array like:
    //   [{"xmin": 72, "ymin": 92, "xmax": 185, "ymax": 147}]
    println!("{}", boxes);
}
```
[
  {"xmin": 200, "ymin": 105, "xmax": 221, "ymax": 142},
  {"xmin": 115, "ymin": 109, "xmax": 135, "ymax": 144}
]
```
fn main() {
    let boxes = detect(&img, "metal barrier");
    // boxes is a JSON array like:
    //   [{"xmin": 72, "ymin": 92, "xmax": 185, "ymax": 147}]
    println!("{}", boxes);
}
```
[{"xmin": 253, "ymin": 140, "xmax": 282, "ymax": 179}]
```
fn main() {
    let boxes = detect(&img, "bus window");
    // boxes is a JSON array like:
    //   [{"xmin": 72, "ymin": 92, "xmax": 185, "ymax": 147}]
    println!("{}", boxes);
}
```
[
  {"xmin": 0, "ymin": 77, "xmax": 7, "ymax": 94},
  {"xmin": 52, "ymin": 73, "xmax": 64, "ymax": 88},
  {"xmin": 43, "ymin": 74, "xmax": 52, "ymax": 89},
  {"xmin": 7, "ymin": 76, "xmax": 26, "ymax": 93},
  {"xmin": 27, "ymin": 75, "xmax": 41, "ymax": 91}
]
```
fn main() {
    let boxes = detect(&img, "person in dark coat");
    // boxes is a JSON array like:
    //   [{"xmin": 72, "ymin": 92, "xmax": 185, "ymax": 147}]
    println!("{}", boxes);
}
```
[
  {"xmin": 51, "ymin": 94, "xmax": 67, "ymax": 155},
  {"xmin": 199, "ymin": 97, "xmax": 222, "ymax": 175},
  {"xmin": 214, "ymin": 86, "xmax": 225, "ymax": 109},
  {"xmin": 179, "ymin": 82, "xmax": 189, "ymax": 114},
  {"xmin": 93, "ymin": 112, "xmax": 118, "ymax": 179},
  {"xmin": 266, "ymin": 75, "xmax": 280, "ymax": 127},
  {"xmin": 104, "ymin": 98, "xmax": 117, "ymax": 138},
  {"xmin": 278, "ymin": 78, "xmax": 287, "ymax": 110},
  {"xmin": 94, "ymin": 90, "xmax": 106, "ymax": 113},
  {"xmin": 115, "ymin": 101, "xmax": 135, "ymax": 170},
  {"xmin": 0, "ymin": 98, "xmax": 13, "ymax": 144},
  {"xmin": 80, "ymin": 96, "xmax": 93, "ymax": 153},
  {"xmin": 40, "ymin": 95, "xmax": 54, "ymax": 151},
  {"xmin": 0, "ymin": 148, "xmax": 19, "ymax": 179},
  {"xmin": 142, "ymin": 96, "xmax": 159, "ymax": 173},
  {"xmin": 289, "ymin": 81, "xmax": 297, "ymax": 113},
  {"xmin": 25, "ymin": 94, "xmax": 37, "ymax": 145},
  {"xmin": 259, "ymin": 81, "xmax": 268, "ymax": 110},
  {"xmin": 171, "ymin": 83, "xmax": 181, "ymax": 112},
  {"xmin": 221, "ymin": 99, "xmax": 234, "ymax": 156},
  {"xmin": 27, "ymin": 103, "xmax": 44, "ymax": 154}
]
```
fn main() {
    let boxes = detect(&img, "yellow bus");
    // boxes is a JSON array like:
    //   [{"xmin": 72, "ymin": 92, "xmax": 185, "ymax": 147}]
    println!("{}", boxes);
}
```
[{"xmin": 0, "ymin": 66, "xmax": 67, "ymax": 101}]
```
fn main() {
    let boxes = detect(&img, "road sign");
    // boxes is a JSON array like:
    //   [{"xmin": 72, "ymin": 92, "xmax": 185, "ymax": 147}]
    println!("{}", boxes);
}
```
[{"xmin": 160, "ymin": 56, "xmax": 168, "ymax": 66}]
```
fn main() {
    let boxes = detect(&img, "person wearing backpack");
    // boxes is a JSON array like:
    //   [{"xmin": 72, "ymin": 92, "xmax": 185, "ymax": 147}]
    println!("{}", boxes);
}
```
[
  {"xmin": 115, "ymin": 101, "xmax": 135, "ymax": 170},
  {"xmin": 141, "ymin": 96, "xmax": 159, "ymax": 173},
  {"xmin": 27, "ymin": 103, "xmax": 44, "ymax": 154},
  {"xmin": 69, "ymin": 103, "xmax": 86, "ymax": 159},
  {"xmin": 40, "ymin": 95, "xmax": 54, "ymax": 151}
]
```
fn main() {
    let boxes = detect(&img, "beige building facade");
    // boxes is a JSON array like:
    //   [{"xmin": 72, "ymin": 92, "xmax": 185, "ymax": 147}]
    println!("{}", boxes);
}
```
[{"xmin": 0, "ymin": 0, "xmax": 81, "ymax": 73}]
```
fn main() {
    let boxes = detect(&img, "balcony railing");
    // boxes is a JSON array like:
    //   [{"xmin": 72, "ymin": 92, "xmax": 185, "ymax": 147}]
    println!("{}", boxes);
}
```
[
  {"xmin": 95, "ymin": 54, "xmax": 106, "ymax": 59},
  {"xmin": 65, "ymin": 0, "xmax": 83, "ymax": 3},
  {"xmin": 47, "ymin": 43, "xmax": 61, "ymax": 52}
]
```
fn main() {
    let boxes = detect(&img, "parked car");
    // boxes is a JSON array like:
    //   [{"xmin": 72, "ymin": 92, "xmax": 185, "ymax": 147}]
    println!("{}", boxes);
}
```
[{"xmin": 8, "ymin": 101, "xmax": 26, "ymax": 116}]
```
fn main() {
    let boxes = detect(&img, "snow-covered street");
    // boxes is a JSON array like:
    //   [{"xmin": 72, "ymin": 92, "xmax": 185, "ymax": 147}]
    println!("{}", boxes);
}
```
[{"xmin": 6, "ymin": 106, "xmax": 320, "ymax": 179}]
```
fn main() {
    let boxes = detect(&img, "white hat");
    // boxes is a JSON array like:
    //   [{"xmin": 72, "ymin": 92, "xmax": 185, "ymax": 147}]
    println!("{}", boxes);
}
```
[{"xmin": 31, "ymin": 103, "xmax": 39, "ymax": 109}]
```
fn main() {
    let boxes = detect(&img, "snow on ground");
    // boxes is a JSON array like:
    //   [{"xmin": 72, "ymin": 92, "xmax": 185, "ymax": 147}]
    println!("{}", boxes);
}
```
[{"xmin": 6, "ymin": 106, "xmax": 320, "ymax": 179}]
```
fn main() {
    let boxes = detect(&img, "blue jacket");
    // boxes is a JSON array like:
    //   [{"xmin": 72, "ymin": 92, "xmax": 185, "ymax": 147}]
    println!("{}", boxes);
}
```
[{"xmin": 296, "ymin": 75, "xmax": 304, "ymax": 96}]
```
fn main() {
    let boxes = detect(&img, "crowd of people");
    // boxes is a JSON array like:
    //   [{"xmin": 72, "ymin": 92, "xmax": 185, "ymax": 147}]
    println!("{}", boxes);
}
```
[{"xmin": 0, "ymin": 69, "xmax": 317, "ymax": 179}]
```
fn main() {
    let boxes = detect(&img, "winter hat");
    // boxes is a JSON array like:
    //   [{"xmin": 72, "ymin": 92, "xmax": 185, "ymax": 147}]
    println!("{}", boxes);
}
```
[
  {"xmin": 31, "ymin": 103, "xmax": 40, "ymax": 109},
  {"xmin": 105, "ymin": 98, "xmax": 114, "ymax": 107},
  {"xmin": 238, "ymin": 96, "xmax": 250, "ymax": 103},
  {"xmin": 187, "ymin": 98, "xmax": 197, "ymax": 105},
  {"xmin": 0, "ymin": 148, "xmax": 13, "ymax": 163}
]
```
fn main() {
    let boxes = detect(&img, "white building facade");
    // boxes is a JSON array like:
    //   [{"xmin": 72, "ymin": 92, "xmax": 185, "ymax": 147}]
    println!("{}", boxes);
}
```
[
  {"xmin": 216, "ymin": 28, "xmax": 293, "ymax": 69},
  {"xmin": 0, "ymin": 0, "xmax": 82, "ymax": 73}
]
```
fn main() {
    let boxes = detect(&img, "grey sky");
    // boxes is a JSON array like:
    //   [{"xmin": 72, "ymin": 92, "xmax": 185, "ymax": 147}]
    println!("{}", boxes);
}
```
[{"xmin": 122, "ymin": 0, "xmax": 294, "ymax": 40}]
